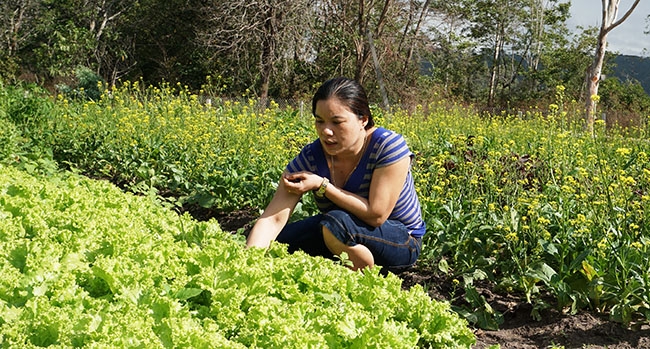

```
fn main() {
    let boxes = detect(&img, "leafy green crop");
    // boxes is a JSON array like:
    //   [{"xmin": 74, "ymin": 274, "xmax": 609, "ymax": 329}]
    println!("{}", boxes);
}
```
[
  {"xmin": 0, "ymin": 165, "xmax": 475, "ymax": 348},
  {"xmin": 6, "ymin": 81, "xmax": 649, "ymax": 328}
]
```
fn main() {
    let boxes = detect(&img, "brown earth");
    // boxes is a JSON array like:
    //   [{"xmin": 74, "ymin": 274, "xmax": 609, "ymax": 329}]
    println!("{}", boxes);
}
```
[
  {"xmin": 398, "ymin": 268, "xmax": 650, "ymax": 349},
  {"xmin": 199, "ymin": 207, "xmax": 650, "ymax": 349}
]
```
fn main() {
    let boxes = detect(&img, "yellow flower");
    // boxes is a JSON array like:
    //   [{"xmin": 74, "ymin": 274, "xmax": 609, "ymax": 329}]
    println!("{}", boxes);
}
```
[
  {"xmin": 505, "ymin": 232, "xmax": 518, "ymax": 242},
  {"xmin": 620, "ymin": 176, "xmax": 637, "ymax": 186},
  {"xmin": 615, "ymin": 147, "xmax": 632, "ymax": 157},
  {"xmin": 597, "ymin": 238, "xmax": 607, "ymax": 250}
]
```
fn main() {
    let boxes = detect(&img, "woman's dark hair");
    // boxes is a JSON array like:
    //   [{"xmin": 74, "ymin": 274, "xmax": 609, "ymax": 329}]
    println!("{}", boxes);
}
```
[{"xmin": 312, "ymin": 77, "xmax": 374, "ymax": 129}]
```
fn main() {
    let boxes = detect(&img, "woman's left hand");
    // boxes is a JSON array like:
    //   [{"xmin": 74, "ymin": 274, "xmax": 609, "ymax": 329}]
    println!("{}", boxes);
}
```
[{"xmin": 282, "ymin": 171, "xmax": 322, "ymax": 196}]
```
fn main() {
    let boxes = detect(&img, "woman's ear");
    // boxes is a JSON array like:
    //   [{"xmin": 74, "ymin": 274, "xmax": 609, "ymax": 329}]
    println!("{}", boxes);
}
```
[{"xmin": 359, "ymin": 115, "xmax": 368, "ymax": 127}]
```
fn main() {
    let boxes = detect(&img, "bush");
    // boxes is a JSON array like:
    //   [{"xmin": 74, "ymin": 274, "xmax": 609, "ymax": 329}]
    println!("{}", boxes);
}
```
[{"xmin": 56, "ymin": 67, "xmax": 106, "ymax": 101}]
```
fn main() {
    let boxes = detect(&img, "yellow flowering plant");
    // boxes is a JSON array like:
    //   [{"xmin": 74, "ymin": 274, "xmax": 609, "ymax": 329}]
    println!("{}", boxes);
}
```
[{"xmin": 4, "ymin": 81, "xmax": 649, "ymax": 329}]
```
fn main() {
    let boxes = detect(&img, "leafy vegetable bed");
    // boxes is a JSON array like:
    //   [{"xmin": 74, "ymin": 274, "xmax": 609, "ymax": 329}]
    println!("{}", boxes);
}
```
[{"xmin": 0, "ymin": 165, "xmax": 474, "ymax": 348}]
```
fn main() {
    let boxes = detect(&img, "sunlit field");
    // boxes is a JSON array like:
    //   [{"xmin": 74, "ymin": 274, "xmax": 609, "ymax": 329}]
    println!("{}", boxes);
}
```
[
  {"xmin": 0, "ymin": 83, "xmax": 477, "ymax": 348},
  {"xmin": 3, "ymin": 82, "xmax": 649, "ymax": 331}
]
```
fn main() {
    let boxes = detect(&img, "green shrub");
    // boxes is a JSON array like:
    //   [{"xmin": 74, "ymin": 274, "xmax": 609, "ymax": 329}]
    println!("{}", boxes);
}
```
[
  {"xmin": 0, "ymin": 83, "xmax": 52, "ymax": 129},
  {"xmin": 56, "ymin": 66, "xmax": 106, "ymax": 101}
]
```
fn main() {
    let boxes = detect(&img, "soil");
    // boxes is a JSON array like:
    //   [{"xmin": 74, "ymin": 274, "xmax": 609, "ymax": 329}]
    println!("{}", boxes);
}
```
[
  {"xmin": 191, "ymin": 207, "xmax": 650, "ymax": 349},
  {"xmin": 398, "ymin": 268, "xmax": 650, "ymax": 349}
]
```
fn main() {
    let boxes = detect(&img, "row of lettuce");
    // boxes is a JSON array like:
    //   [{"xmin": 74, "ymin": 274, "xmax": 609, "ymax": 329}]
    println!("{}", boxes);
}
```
[
  {"xmin": 0, "ymin": 165, "xmax": 473, "ymax": 347},
  {"xmin": 0, "ymin": 85, "xmax": 475, "ymax": 347},
  {"xmin": 3, "ymin": 81, "xmax": 650, "ymax": 328}
]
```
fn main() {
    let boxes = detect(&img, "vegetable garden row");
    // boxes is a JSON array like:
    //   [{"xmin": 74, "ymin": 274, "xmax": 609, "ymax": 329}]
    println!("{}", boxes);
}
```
[
  {"xmin": 0, "ymin": 163, "xmax": 473, "ymax": 347},
  {"xmin": 1, "ymin": 81, "xmax": 649, "ymax": 346}
]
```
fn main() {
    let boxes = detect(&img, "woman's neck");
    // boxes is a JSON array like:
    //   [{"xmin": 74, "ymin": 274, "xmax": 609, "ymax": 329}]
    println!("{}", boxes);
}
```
[
  {"xmin": 333, "ymin": 127, "xmax": 373, "ymax": 163},
  {"xmin": 328, "ymin": 128, "xmax": 373, "ymax": 187}
]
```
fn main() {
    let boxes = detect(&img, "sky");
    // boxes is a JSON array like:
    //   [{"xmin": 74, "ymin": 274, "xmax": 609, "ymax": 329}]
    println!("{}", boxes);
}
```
[{"xmin": 566, "ymin": 0, "xmax": 650, "ymax": 57}]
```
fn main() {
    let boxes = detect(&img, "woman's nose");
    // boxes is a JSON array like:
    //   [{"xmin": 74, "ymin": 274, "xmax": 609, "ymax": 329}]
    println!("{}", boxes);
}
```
[{"xmin": 322, "ymin": 127, "xmax": 334, "ymax": 136}]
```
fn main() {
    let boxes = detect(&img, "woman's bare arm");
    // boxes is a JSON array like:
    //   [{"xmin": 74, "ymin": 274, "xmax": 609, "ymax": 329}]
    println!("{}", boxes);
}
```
[
  {"xmin": 246, "ymin": 174, "xmax": 302, "ymax": 248},
  {"xmin": 319, "ymin": 157, "xmax": 410, "ymax": 227}
]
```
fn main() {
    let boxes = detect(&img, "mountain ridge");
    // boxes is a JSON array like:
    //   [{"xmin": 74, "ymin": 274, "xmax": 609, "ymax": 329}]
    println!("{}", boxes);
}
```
[{"xmin": 611, "ymin": 55, "xmax": 650, "ymax": 95}]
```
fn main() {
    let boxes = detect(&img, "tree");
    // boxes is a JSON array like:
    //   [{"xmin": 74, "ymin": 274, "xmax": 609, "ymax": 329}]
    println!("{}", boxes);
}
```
[
  {"xmin": 199, "ymin": 0, "xmax": 313, "ymax": 100},
  {"xmin": 428, "ymin": 0, "xmax": 572, "ymax": 109},
  {"xmin": 537, "ymin": 26, "xmax": 596, "ymax": 103},
  {"xmin": 426, "ymin": 2, "xmax": 482, "ymax": 100},
  {"xmin": 0, "ymin": 0, "xmax": 40, "ymax": 80},
  {"xmin": 312, "ymin": 0, "xmax": 434, "ymax": 104},
  {"xmin": 584, "ymin": 0, "xmax": 640, "ymax": 133},
  {"xmin": 120, "ymin": 0, "xmax": 206, "ymax": 87},
  {"xmin": 10, "ymin": 0, "xmax": 136, "ymax": 85},
  {"xmin": 508, "ymin": 0, "xmax": 571, "ymax": 103},
  {"xmin": 388, "ymin": 0, "xmax": 435, "ymax": 104},
  {"xmin": 84, "ymin": 0, "xmax": 134, "ymax": 85},
  {"xmin": 458, "ymin": 0, "xmax": 534, "ymax": 108}
]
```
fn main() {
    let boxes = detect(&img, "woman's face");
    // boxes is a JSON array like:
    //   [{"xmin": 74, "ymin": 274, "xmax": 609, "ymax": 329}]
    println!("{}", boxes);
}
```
[{"xmin": 314, "ymin": 98, "xmax": 368, "ymax": 157}]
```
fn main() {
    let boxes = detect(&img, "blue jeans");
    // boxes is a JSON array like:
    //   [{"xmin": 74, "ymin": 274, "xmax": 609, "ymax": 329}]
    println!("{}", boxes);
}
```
[{"xmin": 276, "ymin": 210, "xmax": 421, "ymax": 271}]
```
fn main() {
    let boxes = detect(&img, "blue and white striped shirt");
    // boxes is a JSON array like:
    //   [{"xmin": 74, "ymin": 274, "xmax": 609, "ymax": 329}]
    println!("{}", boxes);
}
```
[{"xmin": 286, "ymin": 127, "xmax": 426, "ymax": 237}]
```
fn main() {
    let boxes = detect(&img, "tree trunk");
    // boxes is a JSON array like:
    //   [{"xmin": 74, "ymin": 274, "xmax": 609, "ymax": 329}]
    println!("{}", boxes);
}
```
[
  {"xmin": 354, "ymin": 0, "xmax": 392, "ymax": 85},
  {"xmin": 5, "ymin": 0, "xmax": 32, "ymax": 56},
  {"xmin": 354, "ymin": 0, "xmax": 369, "ymax": 84},
  {"xmin": 584, "ymin": 31, "xmax": 608, "ymax": 133},
  {"xmin": 584, "ymin": 0, "xmax": 640, "ymax": 133},
  {"xmin": 401, "ymin": 0, "xmax": 430, "ymax": 76},
  {"xmin": 260, "ymin": 5, "xmax": 277, "ymax": 101},
  {"xmin": 487, "ymin": 30, "xmax": 503, "ymax": 109},
  {"xmin": 367, "ymin": 29, "xmax": 389, "ymax": 109}
]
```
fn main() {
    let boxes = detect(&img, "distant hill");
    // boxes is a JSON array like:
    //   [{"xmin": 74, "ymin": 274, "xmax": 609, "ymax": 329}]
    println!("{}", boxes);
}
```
[{"xmin": 611, "ymin": 55, "xmax": 650, "ymax": 95}]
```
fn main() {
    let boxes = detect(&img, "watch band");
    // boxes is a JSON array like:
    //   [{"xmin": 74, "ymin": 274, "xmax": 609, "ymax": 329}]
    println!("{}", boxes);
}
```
[{"xmin": 315, "ymin": 177, "xmax": 329, "ymax": 197}]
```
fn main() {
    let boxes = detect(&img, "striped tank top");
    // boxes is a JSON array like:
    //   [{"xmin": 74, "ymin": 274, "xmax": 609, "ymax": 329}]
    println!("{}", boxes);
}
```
[{"xmin": 286, "ymin": 127, "xmax": 426, "ymax": 237}]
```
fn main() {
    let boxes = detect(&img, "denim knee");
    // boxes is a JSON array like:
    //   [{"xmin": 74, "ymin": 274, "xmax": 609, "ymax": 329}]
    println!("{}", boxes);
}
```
[{"xmin": 321, "ymin": 210, "xmax": 358, "ymax": 245}]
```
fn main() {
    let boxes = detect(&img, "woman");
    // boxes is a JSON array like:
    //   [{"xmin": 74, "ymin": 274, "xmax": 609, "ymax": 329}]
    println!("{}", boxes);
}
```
[{"xmin": 246, "ymin": 77, "xmax": 425, "ymax": 272}]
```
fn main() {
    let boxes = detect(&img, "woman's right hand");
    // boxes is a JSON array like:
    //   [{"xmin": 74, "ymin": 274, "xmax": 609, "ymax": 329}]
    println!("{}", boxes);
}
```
[{"xmin": 282, "ymin": 171, "xmax": 323, "ymax": 196}]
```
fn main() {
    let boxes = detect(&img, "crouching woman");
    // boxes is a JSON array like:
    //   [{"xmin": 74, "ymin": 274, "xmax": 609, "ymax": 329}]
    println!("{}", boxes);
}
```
[{"xmin": 246, "ymin": 77, "xmax": 426, "ymax": 272}]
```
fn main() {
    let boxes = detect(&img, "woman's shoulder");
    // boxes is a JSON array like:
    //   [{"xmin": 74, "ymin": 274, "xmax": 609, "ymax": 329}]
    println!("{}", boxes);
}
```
[
  {"xmin": 372, "ymin": 127, "xmax": 406, "ymax": 147},
  {"xmin": 297, "ymin": 138, "xmax": 327, "ymax": 163}
]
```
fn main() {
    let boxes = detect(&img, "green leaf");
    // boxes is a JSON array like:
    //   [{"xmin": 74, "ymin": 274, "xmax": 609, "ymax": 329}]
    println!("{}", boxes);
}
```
[
  {"xmin": 526, "ymin": 262, "xmax": 557, "ymax": 285},
  {"xmin": 540, "ymin": 239, "xmax": 558, "ymax": 256},
  {"xmin": 438, "ymin": 258, "xmax": 449, "ymax": 274},
  {"xmin": 569, "ymin": 249, "xmax": 592, "ymax": 272},
  {"xmin": 580, "ymin": 261, "xmax": 597, "ymax": 282},
  {"xmin": 175, "ymin": 288, "xmax": 204, "ymax": 301}
]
